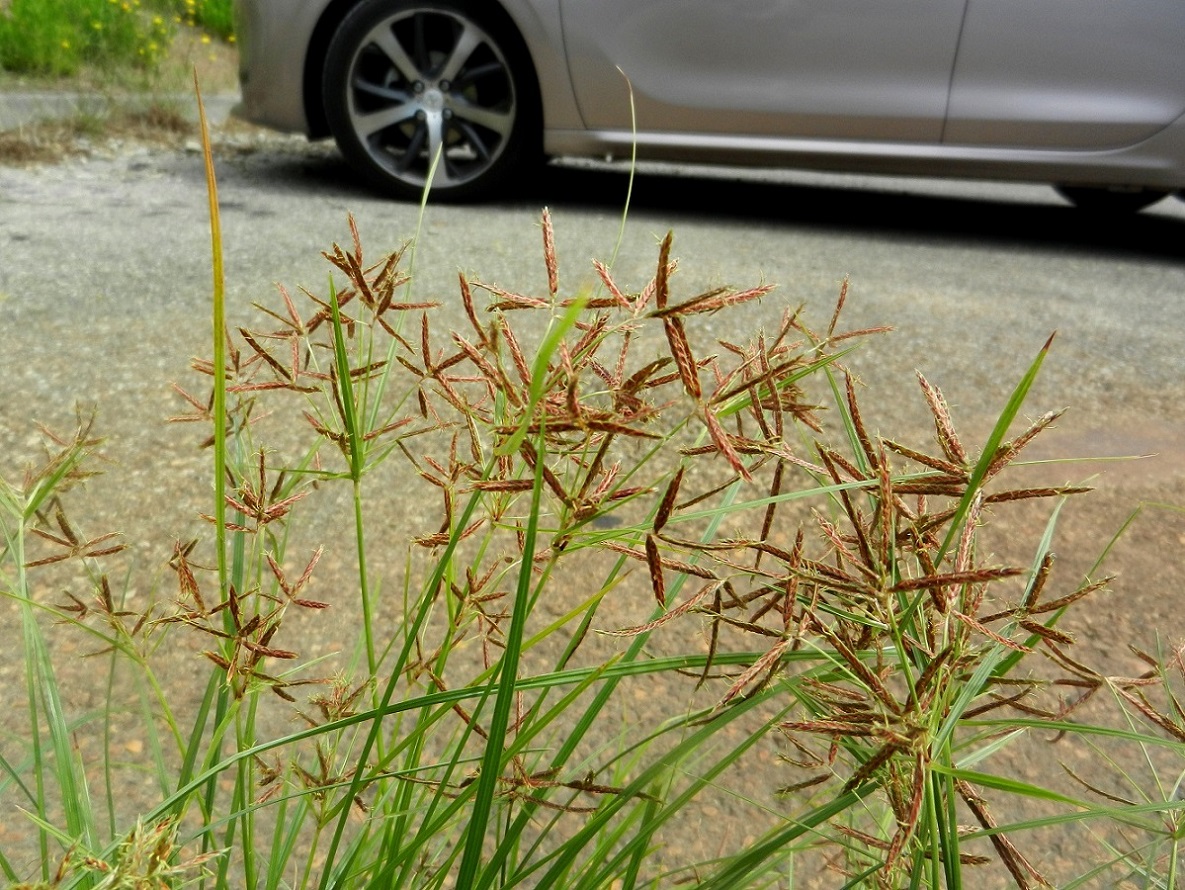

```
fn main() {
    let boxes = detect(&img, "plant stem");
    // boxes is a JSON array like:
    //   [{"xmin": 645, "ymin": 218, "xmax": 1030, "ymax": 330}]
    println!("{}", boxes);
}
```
[{"xmin": 455, "ymin": 433, "xmax": 547, "ymax": 887}]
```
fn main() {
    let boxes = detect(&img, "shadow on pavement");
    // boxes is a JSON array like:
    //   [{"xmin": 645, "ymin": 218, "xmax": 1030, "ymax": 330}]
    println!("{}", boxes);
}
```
[
  {"xmin": 525, "ymin": 164, "xmax": 1185, "ymax": 261},
  {"xmin": 234, "ymin": 146, "xmax": 1185, "ymax": 262}
]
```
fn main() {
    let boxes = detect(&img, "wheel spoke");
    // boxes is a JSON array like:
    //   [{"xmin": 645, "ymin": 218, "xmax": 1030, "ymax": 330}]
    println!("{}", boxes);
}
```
[
  {"xmin": 450, "ymin": 103, "xmax": 513, "ymax": 139},
  {"xmin": 354, "ymin": 103, "xmax": 416, "ymax": 139},
  {"xmin": 365, "ymin": 24, "xmax": 421, "ymax": 83},
  {"xmin": 352, "ymin": 76, "xmax": 408, "ymax": 105},
  {"xmin": 412, "ymin": 13, "xmax": 429, "ymax": 72},
  {"xmin": 394, "ymin": 121, "xmax": 429, "ymax": 174},
  {"xmin": 452, "ymin": 61, "xmax": 502, "ymax": 90},
  {"xmin": 454, "ymin": 121, "xmax": 492, "ymax": 162},
  {"xmin": 425, "ymin": 114, "xmax": 456, "ymax": 186},
  {"xmin": 437, "ymin": 22, "xmax": 483, "ymax": 83}
]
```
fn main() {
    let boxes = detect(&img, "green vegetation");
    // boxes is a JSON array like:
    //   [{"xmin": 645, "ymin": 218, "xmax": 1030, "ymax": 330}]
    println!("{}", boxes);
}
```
[
  {"xmin": 163, "ymin": 0, "xmax": 234, "ymax": 40},
  {"xmin": 0, "ymin": 101, "xmax": 1183, "ymax": 890},
  {"xmin": 0, "ymin": 0, "xmax": 233, "ymax": 77}
]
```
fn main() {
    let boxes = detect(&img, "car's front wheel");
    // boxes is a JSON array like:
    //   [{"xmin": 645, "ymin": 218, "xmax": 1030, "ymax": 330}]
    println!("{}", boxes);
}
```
[
  {"xmin": 1054, "ymin": 184, "xmax": 1169, "ymax": 214},
  {"xmin": 322, "ymin": 0, "xmax": 540, "ymax": 201}
]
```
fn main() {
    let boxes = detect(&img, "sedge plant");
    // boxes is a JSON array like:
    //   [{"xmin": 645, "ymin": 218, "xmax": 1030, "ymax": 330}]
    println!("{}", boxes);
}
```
[{"xmin": 1, "ymin": 90, "xmax": 1183, "ymax": 890}]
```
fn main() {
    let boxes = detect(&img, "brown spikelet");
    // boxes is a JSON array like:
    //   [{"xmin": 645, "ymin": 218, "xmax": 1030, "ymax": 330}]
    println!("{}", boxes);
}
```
[
  {"xmin": 541, "ymin": 208, "xmax": 558, "ymax": 297},
  {"xmin": 697, "ymin": 585, "xmax": 725, "ymax": 688},
  {"xmin": 348, "ymin": 213, "xmax": 363, "ymax": 264},
  {"xmin": 605, "ymin": 580, "xmax": 720, "ymax": 636},
  {"xmin": 652, "ymin": 283, "xmax": 775, "ymax": 318},
  {"xmin": 720, "ymin": 638, "xmax": 791, "ymax": 706},
  {"xmin": 916, "ymin": 372, "xmax": 967, "ymax": 465},
  {"xmin": 1026, "ymin": 576, "xmax": 1109, "ymax": 616},
  {"xmin": 203, "ymin": 650, "xmax": 233, "ymax": 673},
  {"xmin": 827, "ymin": 276, "xmax": 849, "ymax": 339},
  {"xmin": 453, "ymin": 333, "xmax": 513, "ymax": 402},
  {"xmin": 654, "ymin": 467, "xmax": 684, "ymax": 533},
  {"xmin": 1017, "ymin": 619, "xmax": 1075, "ymax": 645},
  {"xmin": 986, "ymin": 410, "xmax": 1064, "ymax": 478},
  {"xmin": 518, "ymin": 442, "xmax": 570, "ymax": 502},
  {"xmin": 782, "ymin": 715, "xmax": 876, "ymax": 739},
  {"xmin": 663, "ymin": 317, "xmax": 701, "ymax": 400},
  {"xmin": 842, "ymin": 741, "xmax": 901, "ymax": 794},
  {"xmin": 496, "ymin": 315, "xmax": 532, "ymax": 390},
  {"xmin": 883, "ymin": 759, "xmax": 926, "ymax": 872},
  {"xmin": 594, "ymin": 260, "xmax": 632, "ymax": 309},
  {"xmin": 471, "ymin": 479, "xmax": 535, "ymax": 493},
  {"xmin": 241, "ymin": 640, "xmax": 298, "ymax": 660},
  {"xmin": 986, "ymin": 486, "xmax": 1093, "ymax": 505},
  {"xmin": 880, "ymin": 438, "xmax": 966, "ymax": 477},
  {"xmin": 171, "ymin": 540, "xmax": 205, "ymax": 614},
  {"xmin": 583, "ymin": 420, "xmax": 661, "ymax": 439},
  {"xmin": 458, "ymin": 273, "xmax": 486, "ymax": 345},
  {"xmin": 703, "ymin": 408, "xmax": 752, "ymax": 482},
  {"xmin": 1022, "ymin": 552, "xmax": 1056, "ymax": 611},
  {"xmin": 776, "ymin": 774, "xmax": 832, "ymax": 795},
  {"xmin": 413, "ymin": 519, "xmax": 485, "ymax": 548},
  {"xmin": 645, "ymin": 534, "xmax": 666, "ymax": 607},
  {"xmin": 1115, "ymin": 687, "xmax": 1185, "ymax": 743},
  {"xmin": 845, "ymin": 374, "xmax": 878, "ymax": 470},
  {"xmin": 952, "ymin": 610, "xmax": 1030, "ymax": 652},
  {"xmin": 240, "ymin": 329, "xmax": 292, "ymax": 381},
  {"xmin": 809, "ymin": 617, "xmax": 898, "ymax": 710},
  {"xmin": 486, "ymin": 291, "xmax": 552, "ymax": 311},
  {"xmin": 958, "ymin": 780, "xmax": 1052, "ymax": 888},
  {"xmin": 892, "ymin": 566, "xmax": 1023, "ymax": 594},
  {"xmin": 952, "ymin": 493, "xmax": 982, "ymax": 576},
  {"xmin": 755, "ymin": 462, "xmax": 785, "ymax": 568},
  {"xmin": 655, "ymin": 231, "xmax": 674, "ymax": 310}
]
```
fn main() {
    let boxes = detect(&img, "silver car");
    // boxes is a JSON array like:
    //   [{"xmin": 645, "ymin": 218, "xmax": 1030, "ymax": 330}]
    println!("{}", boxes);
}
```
[{"xmin": 233, "ymin": 0, "xmax": 1185, "ymax": 210}]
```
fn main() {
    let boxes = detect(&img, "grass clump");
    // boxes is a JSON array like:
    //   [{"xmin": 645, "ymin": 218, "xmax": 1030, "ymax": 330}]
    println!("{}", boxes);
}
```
[
  {"xmin": 161, "ymin": 0, "xmax": 234, "ymax": 41},
  {"xmin": 0, "ymin": 0, "xmax": 172, "ymax": 76},
  {"xmin": 1, "ymin": 117, "xmax": 1184, "ymax": 890},
  {"xmin": 0, "ymin": 0, "xmax": 232, "ymax": 78}
]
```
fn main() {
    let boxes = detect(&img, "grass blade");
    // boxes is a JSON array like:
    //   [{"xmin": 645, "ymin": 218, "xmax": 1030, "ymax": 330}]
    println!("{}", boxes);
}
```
[{"xmin": 455, "ymin": 437, "xmax": 547, "ymax": 887}]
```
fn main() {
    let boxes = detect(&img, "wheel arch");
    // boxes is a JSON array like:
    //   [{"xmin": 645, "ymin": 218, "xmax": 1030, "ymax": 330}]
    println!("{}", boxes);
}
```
[
  {"xmin": 302, "ymin": 0, "xmax": 362, "ymax": 139},
  {"xmin": 302, "ymin": 0, "xmax": 548, "ymax": 142}
]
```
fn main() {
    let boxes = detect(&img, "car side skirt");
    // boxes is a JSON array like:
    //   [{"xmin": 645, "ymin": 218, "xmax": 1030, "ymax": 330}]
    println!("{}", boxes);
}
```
[{"xmin": 545, "ymin": 120, "xmax": 1185, "ymax": 190}]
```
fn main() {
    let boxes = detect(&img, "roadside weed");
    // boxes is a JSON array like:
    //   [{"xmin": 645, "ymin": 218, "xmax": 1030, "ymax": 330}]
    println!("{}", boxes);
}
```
[{"xmin": 0, "ymin": 93, "xmax": 1183, "ymax": 890}]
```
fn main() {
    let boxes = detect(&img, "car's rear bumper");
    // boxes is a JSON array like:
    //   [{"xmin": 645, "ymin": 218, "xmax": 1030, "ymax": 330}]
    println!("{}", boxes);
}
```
[{"xmin": 234, "ymin": 0, "xmax": 327, "ymax": 135}]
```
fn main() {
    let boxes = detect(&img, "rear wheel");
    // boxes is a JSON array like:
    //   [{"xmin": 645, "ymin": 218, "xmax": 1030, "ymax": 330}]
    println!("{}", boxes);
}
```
[
  {"xmin": 322, "ymin": 0, "xmax": 540, "ymax": 201},
  {"xmin": 1055, "ymin": 185, "xmax": 1169, "ymax": 214}
]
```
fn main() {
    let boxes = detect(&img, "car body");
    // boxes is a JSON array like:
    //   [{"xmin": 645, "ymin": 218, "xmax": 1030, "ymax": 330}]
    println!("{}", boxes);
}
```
[{"xmin": 233, "ymin": 0, "xmax": 1185, "ymax": 209}]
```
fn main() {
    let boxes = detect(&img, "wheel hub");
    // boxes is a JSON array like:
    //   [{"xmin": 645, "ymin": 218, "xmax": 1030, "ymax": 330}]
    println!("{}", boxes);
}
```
[{"xmin": 421, "ymin": 87, "xmax": 445, "ymax": 113}]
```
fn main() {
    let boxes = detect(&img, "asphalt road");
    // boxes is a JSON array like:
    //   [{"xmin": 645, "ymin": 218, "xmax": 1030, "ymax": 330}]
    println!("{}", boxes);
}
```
[{"xmin": 2, "ymin": 137, "xmax": 1184, "ymax": 884}]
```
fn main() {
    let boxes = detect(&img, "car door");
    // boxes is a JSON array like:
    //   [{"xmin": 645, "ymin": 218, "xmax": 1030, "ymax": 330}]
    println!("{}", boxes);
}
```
[
  {"xmin": 944, "ymin": 0, "xmax": 1185, "ymax": 149},
  {"xmin": 559, "ymin": 0, "xmax": 969, "ymax": 143}
]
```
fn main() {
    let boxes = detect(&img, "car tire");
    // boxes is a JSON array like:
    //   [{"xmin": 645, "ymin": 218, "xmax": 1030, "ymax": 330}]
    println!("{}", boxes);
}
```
[
  {"xmin": 322, "ymin": 0, "xmax": 541, "ymax": 202},
  {"xmin": 1054, "ymin": 185, "xmax": 1169, "ymax": 214}
]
